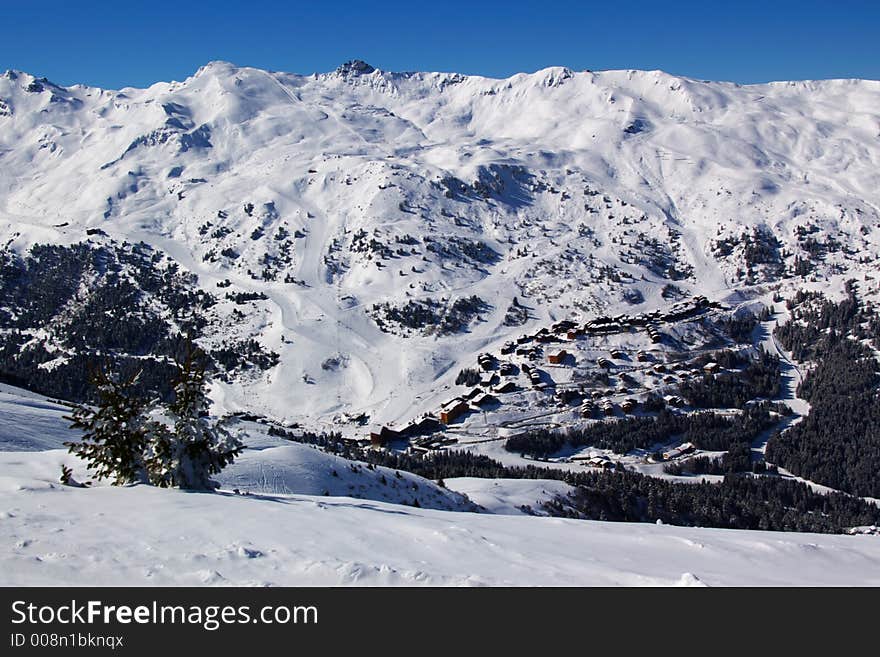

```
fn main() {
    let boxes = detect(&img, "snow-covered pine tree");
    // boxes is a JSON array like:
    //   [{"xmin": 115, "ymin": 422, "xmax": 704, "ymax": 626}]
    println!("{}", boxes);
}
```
[
  {"xmin": 64, "ymin": 366, "xmax": 151, "ymax": 485},
  {"xmin": 144, "ymin": 342, "xmax": 243, "ymax": 490}
]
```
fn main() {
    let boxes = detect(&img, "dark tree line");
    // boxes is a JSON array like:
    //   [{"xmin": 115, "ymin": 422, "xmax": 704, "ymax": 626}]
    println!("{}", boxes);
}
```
[
  {"xmin": 766, "ymin": 282, "xmax": 880, "ymax": 497},
  {"xmin": 663, "ymin": 445, "xmax": 776, "ymax": 476},
  {"xmin": 267, "ymin": 427, "xmax": 880, "ymax": 534},
  {"xmin": 678, "ymin": 348, "xmax": 780, "ymax": 409},
  {"xmin": 455, "ymin": 367, "xmax": 482, "ymax": 386},
  {"xmin": 504, "ymin": 403, "xmax": 781, "ymax": 458},
  {"xmin": 549, "ymin": 469, "xmax": 877, "ymax": 533},
  {"xmin": 371, "ymin": 295, "xmax": 489, "ymax": 336}
]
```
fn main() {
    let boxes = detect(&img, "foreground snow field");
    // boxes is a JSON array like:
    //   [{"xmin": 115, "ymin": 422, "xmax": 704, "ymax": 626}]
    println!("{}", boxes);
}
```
[
  {"xmin": 0, "ymin": 382, "xmax": 879, "ymax": 587},
  {"xmin": 0, "ymin": 452, "xmax": 880, "ymax": 586},
  {"xmin": 1, "ymin": 449, "xmax": 878, "ymax": 587}
]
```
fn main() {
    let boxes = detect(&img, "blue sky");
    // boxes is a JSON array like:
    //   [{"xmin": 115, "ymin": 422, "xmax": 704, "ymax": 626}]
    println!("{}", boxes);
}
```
[{"xmin": 2, "ymin": 0, "xmax": 878, "ymax": 88}]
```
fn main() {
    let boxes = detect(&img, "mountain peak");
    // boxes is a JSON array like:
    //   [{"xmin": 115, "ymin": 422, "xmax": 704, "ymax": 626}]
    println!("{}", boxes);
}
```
[
  {"xmin": 192, "ymin": 60, "xmax": 239, "ymax": 79},
  {"xmin": 335, "ymin": 59, "xmax": 376, "ymax": 77}
]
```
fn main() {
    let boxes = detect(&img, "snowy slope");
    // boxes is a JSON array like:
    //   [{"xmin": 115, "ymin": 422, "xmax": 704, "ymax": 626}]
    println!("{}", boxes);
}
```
[
  {"xmin": 443, "ymin": 477, "xmax": 575, "ymax": 515},
  {"xmin": 217, "ymin": 435, "xmax": 476, "ymax": 511},
  {"xmin": 1, "ymin": 380, "xmax": 878, "ymax": 587},
  {"xmin": 0, "ymin": 384, "xmax": 74, "ymax": 452},
  {"xmin": 0, "ymin": 383, "xmax": 475, "ymax": 512},
  {"xmin": 1, "ymin": 62, "xmax": 879, "ymax": 429},
  {"xmin": 2, "ymin": 449, "xmax": 879, "ymax": 586}
]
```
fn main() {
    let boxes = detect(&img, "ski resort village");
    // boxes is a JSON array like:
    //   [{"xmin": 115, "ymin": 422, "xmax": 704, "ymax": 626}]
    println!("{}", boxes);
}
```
[{"xmin": 1, "ymin": 59, "xmax": 880, "ymax": 586}]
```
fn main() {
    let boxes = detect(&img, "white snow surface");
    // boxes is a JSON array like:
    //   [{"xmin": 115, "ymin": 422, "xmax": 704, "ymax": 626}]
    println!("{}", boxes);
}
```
[
  {"xmin": 2, "ymin": 448, "xmax": 879, "ymax": 587},
  {"xmin": 3, "ymin": 63, "xmax": 880, "ymax": 586},
  {"xmin": 1, "ymin": 62, "xmax": 879, "ymax": 428},
  {"xmin": 443, "ymin": 477, "xmax": 575, "ymax": 515},
  {"xmin": 1, "ymin": 383, "xmax": 879, "ymax": 587}
]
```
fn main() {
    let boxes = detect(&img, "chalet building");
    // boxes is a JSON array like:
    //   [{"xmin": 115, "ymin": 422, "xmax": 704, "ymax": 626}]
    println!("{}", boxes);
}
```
[
  {"xmin": 498, "ymin": 362, "xmax": 517, "ymax": 376},
  {"xmin": 663, "ymin": 442, "xmax": 695, "ymax": 460},
  {"xmin": 369, "ymin": 426, "xmax": 401, "ymax": 447},
  {"xmin": 636, "ymin": 350, "xmax": 650, "ymax": 362},
  {"xmin": 494, "ymin": 381, "xmax": 518, "ymax": 394},
  {"xmin": 463, "ymin": 387, "xmax": 483, "ymax": 401},
  {"xmin": 472, "ymin": 392, "xmax": 499, "ymax": 408},
  {"xmin": 585, "ymin": 319, "xmax": 625, "ymax": 335},
  {"xmin": 548, "ymin": 349, "xmax": 569, "ymax": 365},
  {"xmin": 597, "ymin": 357, "xmax": 612, "ymax": 369},
  {"xmin": 480, "ymin": 373, "xmax": 500, "ymax": 387},
  {"xmin": 555, "ymin": 389, "xmax": 580, "ymax": 405},
  {"xmin": 609, "ymin": 349, "xmax": 625, "ymax": 359},
  {"xmin": 501, "ymin": 341, "xmax": 516, "ymax": 355},
  {"xmin": 402, "ymin": 416, "xmax": 442, "ymax": 437},
  {"xmin": 571, "ymin": 454, "xmax": 612, "ymax": 468},
  {"xmin": 621, "ymin": 398, "xmax": 637, "ymax": 414},
  {"xmin": 477, "ymin": 353, "xmax": 495, "ymax": 371},
  {"xmin": 703, "ymin": 362, "xmax": 720, "ymax": 374},
  {"xmin": 580, "ymin": 401, "xmax": 595, "ymax": 417},
  {"xmin": 602, "ymin": 399, "xmax": 615, "ymax": 415},
  {"xmin": 439, "ymin": 398, "xmax": 469, "ymax": 424}
]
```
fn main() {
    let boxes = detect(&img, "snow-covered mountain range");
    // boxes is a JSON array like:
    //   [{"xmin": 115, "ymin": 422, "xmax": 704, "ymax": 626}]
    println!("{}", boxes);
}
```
[
  {"xmin": 2, "ymin": 60, "xmax": 879, "ymax": 429},
  {"xmin": 3, "ymin": 61, "xmax": 880, "ymax": 586}
]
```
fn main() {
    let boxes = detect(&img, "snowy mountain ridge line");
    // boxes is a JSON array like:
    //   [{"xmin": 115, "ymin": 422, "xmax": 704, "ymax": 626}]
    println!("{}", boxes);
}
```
[{"xmin": 1, "ymin": 61, "xmax": 879, "ymax": 427}]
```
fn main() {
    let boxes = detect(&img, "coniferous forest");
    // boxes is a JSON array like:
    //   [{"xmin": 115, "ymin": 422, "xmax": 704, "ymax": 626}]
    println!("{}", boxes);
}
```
[
  {"xmin": 766, "ymin": 282, "xmax": 880, "ymax": 497},
  {"xmin": 0, "ymin": 240, "xmax": 279, "ymax": 402},
  {"xmin": 268, "ymin": 428, "xmax": 880, "ymax": 533}
]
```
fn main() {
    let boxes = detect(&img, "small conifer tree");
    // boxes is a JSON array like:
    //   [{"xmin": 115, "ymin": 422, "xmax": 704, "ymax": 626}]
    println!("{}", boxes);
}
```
[
  {"xmin": 64, "ymin": 366, "xmax": 151, "ymax": 485},
  {"xmin": 144, "ymin": 342, "xmax": 243, "ymax": 489}
]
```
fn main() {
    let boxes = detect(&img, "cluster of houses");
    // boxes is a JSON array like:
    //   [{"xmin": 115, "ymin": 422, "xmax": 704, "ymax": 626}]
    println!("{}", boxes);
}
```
[
  {"xmin": 367, "ymin": 296, "xmax": 724, "ymax": 451},
  {"xmin": 501, "ymin": 296, "xmax": 720, "ymax": 356},
  {"xmin": 578, "ymin": 396, "xmax": 640, "ymax": 417},
  {"xmin": 521, "ymin": 363, "xmax": 545, "ymax": 389}
]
